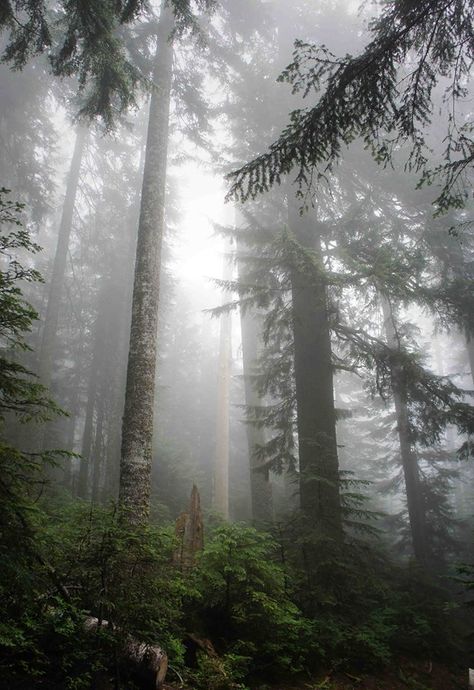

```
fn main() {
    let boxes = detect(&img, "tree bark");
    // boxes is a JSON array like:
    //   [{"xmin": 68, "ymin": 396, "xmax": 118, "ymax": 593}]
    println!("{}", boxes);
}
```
[
  {"xmin": 213, "ymin": 246, "xmax": 233, "ymax": 520},
  {"xmin": 119, "ymin": 2, "xmax": 174, "ymax": 525},
  {"xmin": 237, "ymin": 239, "xmax": 273, "ymax": 525},
  {"xmin": 173, "ymin": 485, "xmax": 204, "ymax": 569},
  {"xmin": 103, "ymin": 151, "xmax": 143, "ymax": 504},
  {"xmin": 381, "ymin": 295, "xmax": 428, "ymax": 565},
  {"xmin": 288, "ymin": 202, "xmax": 342, "ymax": 540}
]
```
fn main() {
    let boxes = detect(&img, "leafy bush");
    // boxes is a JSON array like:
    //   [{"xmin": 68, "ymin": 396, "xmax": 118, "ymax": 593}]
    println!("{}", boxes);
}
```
[{"xmin": 189, "ymin": 523, "xmax": 314, "ymax": 680}]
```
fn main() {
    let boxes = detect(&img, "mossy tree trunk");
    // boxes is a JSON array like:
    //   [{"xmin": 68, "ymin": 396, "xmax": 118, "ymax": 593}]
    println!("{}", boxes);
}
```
[{"xmin": 119, "ymin": 2, "xmax": 174, "ymax": 526}]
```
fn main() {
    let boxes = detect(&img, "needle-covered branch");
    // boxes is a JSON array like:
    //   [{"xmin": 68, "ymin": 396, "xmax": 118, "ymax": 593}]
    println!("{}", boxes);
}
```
[
  {"xmin": 0, "ymin": 0, "xmax": 216, "ymax": 126},
  {"xmin": 227, "ymin": 0, "xmax": 474, "ymax": 212}
]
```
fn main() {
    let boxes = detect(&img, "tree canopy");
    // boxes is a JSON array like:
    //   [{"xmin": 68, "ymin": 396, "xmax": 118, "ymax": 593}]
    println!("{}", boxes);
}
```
[
  {"xmin": 0, "ymin": 0, "xmax": 216, "ymax": 126},
  {"xmin": 227, "ymin": 0, "xmax": 474, "ymax": 214}
]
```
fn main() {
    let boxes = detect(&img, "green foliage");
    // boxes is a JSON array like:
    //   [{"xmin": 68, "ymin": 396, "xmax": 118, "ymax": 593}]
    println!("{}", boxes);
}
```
[
  {"xmin": 0, "ymin": 499, "xmax": 189, "ymax": 688},
  {"xmin": 0, "ymin": 499, "xmax": 465, "ymax": 687},
  {"xmin": 192, "ymin": 651, "xmax": 248, "ymax": 690},
  {"xmin": 227, "ymin": 0, "xmax": 474, "ymax": 213},
  {"xmin": 45, "ymin": 502, "xmax": 187, "ymax": 654},
  {"xmin": 0, "ymin": 188, "xmax": 65, "ymax": 538},
  {"xmin": 0, "ymin": 187, "xmax": 61, "ymax": 423},
  {"xmin": 0, "ymin": 191, "xmax": 81, "ymax": 686},
  {"xmin": 0, "ymin": 0, "xmax": 216, "ymax": 126},
  {"xmin": 189, "ymin": 523, "xmax": 314, "ymax": 680}
]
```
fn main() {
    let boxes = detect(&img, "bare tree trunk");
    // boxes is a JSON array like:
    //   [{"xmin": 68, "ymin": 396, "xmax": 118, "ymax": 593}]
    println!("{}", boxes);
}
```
[
  {"xmin": 119, "ymin": 2, "xmax": 174, "ymax": 525},
  {"xmin": 38, "ymin": 126, "xmax": 88, "ymax": 391},
  {"xmin": 381, "ymin": 295, "xmax": 428, "ymax": 565},
  {"xmin": 102, "ymin": 145, "xmax": 143, "ymax": 504},
  {"xmin": 77, "ymin": 271, "xmax": 114, "ymax": 498},
  {"xmin": 62, "ymin": 384, "xmax": 80, "ymax": 490},
  {"xmin": 91, "ymin": 396, "xmax": 105, "ymax": 503},
  {"xmin": 77, "ymin": 340, "xmax": 99, "ymax": 498},
  {"xmin": 213, "ymin": 246, "xmax": 232, "ymax": 520},
  {"xmin": 466, "ymin": 331, "xmax": 474, "ymax": 386},
  {"xmin": 288, "ymin": 202, "xmax": 342, "ymax": 540},
  {"xmin": 237, "ymin": 239, "xmax": 273, "ymax": 525},
  {"xmin": 173, "ymin": 485, "xmax": 204, "ymax": 569}
]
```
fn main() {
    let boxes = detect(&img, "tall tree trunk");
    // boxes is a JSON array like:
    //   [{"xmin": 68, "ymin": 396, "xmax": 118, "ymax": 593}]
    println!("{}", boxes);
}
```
[
  {"xmin": 91, "ymin": 396, "xmax": 105, "ymax": 503},
  {"xmin": 237, "ymin": 241, "xmax": 273, "ymax": 525},
  {"xmin": 213, "ymin": 247, "xmax": 233, "ymax": 520},
  {"xmin": 78, "ymin": 341, "xmax": 99, "ymax": 498},
  {"xmin": 119, "ymin": 3, "xmax": 174, "ymax": 525},
  {"xmin": 62, "ymin": 360, "xmax": 82, "ymax": 490},
  {"xmin": 381, "ymin": 295, "xmax": 428, "ymax": 564},
  {"xmin": 102, "ymin": 144, "xmax": 143, "ymax": 503},
  {"xmin": 288, "ymin": 202, "xmax": 342, "ymax": 540},
  {"xmin": 466, "ymin": 331, "xmax": 474, "ymax": 386},
  {"xmin": 77, "ymin": 272, "xmax": 113, "ymax": 498},
  {"xmin": 38, "ymin": 126, "xmax": 88, "ymax": 391}
]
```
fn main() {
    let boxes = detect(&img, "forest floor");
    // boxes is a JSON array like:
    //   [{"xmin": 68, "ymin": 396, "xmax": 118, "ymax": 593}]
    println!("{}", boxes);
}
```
[
  {"xmin": 158, "ymin": 657, "xmax": 470, "ymax": 690},
  {"xmin": 267, "ymin": 659, "xmax": 468, "ymax": 690}
]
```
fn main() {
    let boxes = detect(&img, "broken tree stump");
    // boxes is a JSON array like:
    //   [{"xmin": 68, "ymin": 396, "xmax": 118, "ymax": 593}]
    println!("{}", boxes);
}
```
[{"xmin": 173, "ymin": 485, "xmax": 204, "ymax": 569}]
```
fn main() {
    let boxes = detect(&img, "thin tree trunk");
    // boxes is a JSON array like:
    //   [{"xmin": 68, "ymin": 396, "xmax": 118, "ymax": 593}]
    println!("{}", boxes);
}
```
[
  {"xmin": 213, "ymin": 247, "xmax": 233, "ymax": 520},
  {"xmin": 91, "ymin": 396, "xmax": 105, "ymax": 503},
  {"xmin": 62, "ymin": 387, "xmax": 79, "ymax": 490},
  {"xmin": 78, "ymin": 350, "xmax": 99, "ymax": 498},
  {"xmin": 466, "ymin": 331, "xmax": 474, "ymax": 386},
  {"xmin": 237, "ymin": 240, "xmax": 273, "ymax": 525},
  {"xmin": 77, "ymin": 271, "xmax": 113, "ymax": 497},
  {"xmin": 102, "ymin": 142, "xmax": 144, "ymax": 503},
  {"xmin": 381, "ymin": 295, "xmax": 428, "ymax": 564},
  {"xmin": 288, "ymin": 202, "xmax": 342, "ymax": 540},
  {"xmin": 119, "ymin": 2, "xmax": 174, "ymax": 525},
  {"xmin": 38, "ymin": 126, "xmax": 88, "ymax": 390}
]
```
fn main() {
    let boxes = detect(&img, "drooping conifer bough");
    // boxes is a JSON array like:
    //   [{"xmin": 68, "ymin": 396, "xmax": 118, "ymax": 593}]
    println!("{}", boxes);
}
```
[{"xmin": 227, "ymin": 0, "xmax": 474, "ymax": 214}]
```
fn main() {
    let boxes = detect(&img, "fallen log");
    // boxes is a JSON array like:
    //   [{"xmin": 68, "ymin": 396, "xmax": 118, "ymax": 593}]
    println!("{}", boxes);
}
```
[{"xmin": 85, "ymin": 617, "xmax": 168, "ymax": 689}]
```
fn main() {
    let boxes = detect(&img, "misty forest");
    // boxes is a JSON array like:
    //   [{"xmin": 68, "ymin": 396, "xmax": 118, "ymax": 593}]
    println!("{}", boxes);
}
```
[{"xmin": 1, "ymin": 1, "xmax": 474, "ymax": 689}]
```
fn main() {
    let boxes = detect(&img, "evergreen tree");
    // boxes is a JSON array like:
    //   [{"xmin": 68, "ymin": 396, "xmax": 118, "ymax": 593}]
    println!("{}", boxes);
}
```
[
  {"xmin": 228, "ymin": 0, "xmax": 474, "ymax": 215},
  {"xmin": 0, "ymin": 0, "xmax": 216, "ymax": 126},
  {"xmin": 118, "ymin": 1, "xmax": 174, "ymax": 525}
]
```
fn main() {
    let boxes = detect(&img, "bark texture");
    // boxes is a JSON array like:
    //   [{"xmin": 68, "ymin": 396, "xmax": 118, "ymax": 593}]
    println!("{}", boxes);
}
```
[
  {"xmin": 119, "ymin": 2, "xmax": 174, "ymax": 525},
  {"xmin": 288, "ymin": 202, "xmax": 342, "ymax": 539},
  {"xmin": 173, "ymin": 485, "xmax": 204, "ymax": 569},
  {"xmin": 381, "ymin": 295, "xmax": 428, "ymax": 564}
]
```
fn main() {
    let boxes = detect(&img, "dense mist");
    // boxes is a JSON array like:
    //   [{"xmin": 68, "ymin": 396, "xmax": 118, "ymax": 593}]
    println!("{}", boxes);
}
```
[{"xmin": 1, "ymin": 1, "xmax": 473, "ymax": 689}]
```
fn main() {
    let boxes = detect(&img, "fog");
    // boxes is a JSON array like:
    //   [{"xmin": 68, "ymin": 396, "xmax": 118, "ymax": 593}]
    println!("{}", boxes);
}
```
[{"xmin": 1, "ymin": 0, "xmax": 473, "ymax": 687}]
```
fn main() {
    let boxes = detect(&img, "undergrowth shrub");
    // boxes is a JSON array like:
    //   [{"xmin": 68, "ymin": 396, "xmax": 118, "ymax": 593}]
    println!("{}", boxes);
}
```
[
  {"xmin": 188, "ymin": 523, "xmax": 315, "ymax": 681},
  {"xmin": 0, "ymin": 499, "xmax": 187, "ymax": 689}
]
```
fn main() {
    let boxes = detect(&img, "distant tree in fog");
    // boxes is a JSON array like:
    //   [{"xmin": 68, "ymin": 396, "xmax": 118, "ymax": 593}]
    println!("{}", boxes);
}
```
[{"xmin": 38, "ymin": 128, "xmax": 88, "ymax": 401}]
